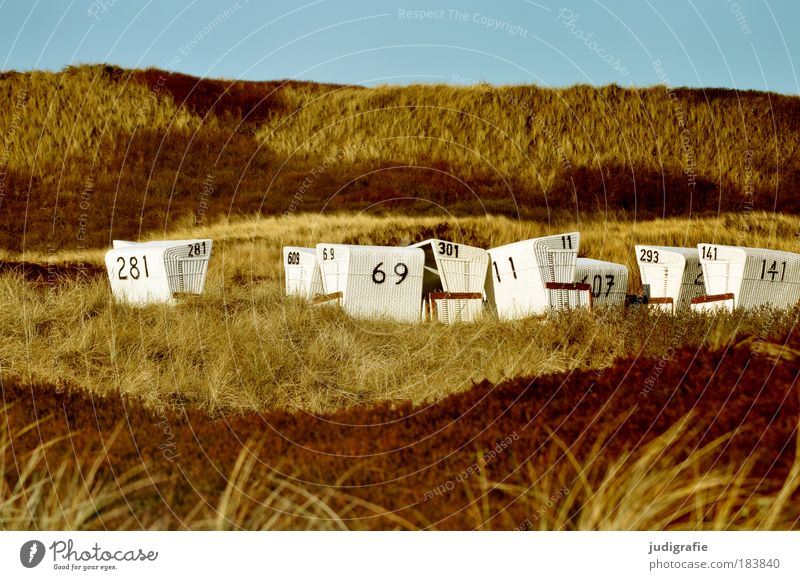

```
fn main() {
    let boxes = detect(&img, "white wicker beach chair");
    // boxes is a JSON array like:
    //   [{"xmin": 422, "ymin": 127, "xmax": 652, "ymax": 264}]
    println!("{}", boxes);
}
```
[
  {"xmin": 694, "ymin": 243, "xmax": 800, "ymax": 311},
  {"xmin": 106, "ymin": 239, "xmax": 212, "ymax": 305},
  {"xmin": 411, "ymin": 239, "xmax": 488, "ymax": 323},
  {"xmin": 283, "ymin": 246, "xmax": 324, "ymax": 300},
  {"xmin": 315, "ymin": 244, "xmax": 425, "ymax": 323},
  {"xmin": 486, "ymin": 232, "xmax": 580, "ymax": 320},
  {"xmin": 634, "ymin": 245, "xmax": 704, "ymax": 313},
  {"xmin": 574, "ymin": 258, "xmax": 629, "ymax": 307}
]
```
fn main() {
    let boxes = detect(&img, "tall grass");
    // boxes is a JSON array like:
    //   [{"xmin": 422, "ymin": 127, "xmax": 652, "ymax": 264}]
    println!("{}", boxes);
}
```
[
  {"xmin": 483, "ymin": 413, "xmax": 800, "ymax": 531},
  {"xmin": 0, "ymin": 65, "xmax": 199, "ymax": 175},
  {"xmin": 256, "ymin": 82, "xmax": 800, "ymax": 206},
  {"xmin": 6, "ymin": 411, "xmax": 795, "ymax": 530},
  {"xmin": 2, "ymin": 213, "xmax": 799, "ymax": 414},
  {"xmin": 0, "ymin": 412, "xmax": 155, "ymax": 530}
]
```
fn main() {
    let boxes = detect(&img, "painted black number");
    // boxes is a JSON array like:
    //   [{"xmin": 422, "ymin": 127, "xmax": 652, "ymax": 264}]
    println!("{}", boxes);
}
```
[
  {"xmin": 694, "ymin": 266, "xmax": 704, "ymax": 285},
  {"xmin": 116, "ymin": 255, "xmax": 149, "ymax": 280},
  {"xmin": 604, "ymin": 274, "xmax": 615, "ymax": 297},
  {"xmin": 372, "ymin": 262, "xmax": 408, "ymax": 284},
  {"xmin": 701, "ymin": 246, "xmax": 717, "ymax": 261},
  {"xmin": 591, "ymin": 274, "xmax": 602, "ymax": 297},
  {"xmin": 582, "ymin": 274, "xmax": 615, "ymax": 298},
  {"xmin": 394, "ymin": 263, "xmax": 408, "ymax": 284},
  {"xmin": 129, "ymin": 256, "xmax": 141, "ymax": 279},
  {"xmin": 639, "ymin": 248, "xmax": 659, "ymax": 263},
  {"xmin": 508, "ymin": 257, "xmax": 517, "ymax": 279},
  {"xmin": 372, "ymin": 263, "xmax": 386, "ymax": 284},
  {"xmin": 116, "ymin": 256, "xmax": 127, "ymax": 280},
  {"xmin": 287, "ymin": 251, "xmax": 300, "ymax": 265},
  {"xmin": 437, "ymin": 242, "xmax": 459, "ymax": 258},
  {"xmin": 561, "ymin": 235, "xmax": 572, "ymax": 250},
  {"xmin": 761, "ymin": 259, "xmax": 786, "ymax": 282},
  {"xmin": 188, "ymin": 241, "xmax": 206, "ymax": 258}
]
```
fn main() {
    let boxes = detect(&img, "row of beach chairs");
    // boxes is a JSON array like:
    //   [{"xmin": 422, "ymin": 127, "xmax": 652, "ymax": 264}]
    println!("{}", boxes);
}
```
[{"xmin": 100, "ymin": 235, "xmax": 800, "ymax": 323}]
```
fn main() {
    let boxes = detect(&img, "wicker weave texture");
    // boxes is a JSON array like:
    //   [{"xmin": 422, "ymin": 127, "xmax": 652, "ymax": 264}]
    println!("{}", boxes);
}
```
[
  {"xmin": 635, "ymin": 245, "xmax": 704, "ymax": 311},
  {"xmin": 317, "ymin": 244, "xmax": 425, "ymax": 322},
  {"xmin": 535, "ymin": 233, "xmax": 580, "ymax": 312},
  {"xmin": 105, "ymin": 239, "xmax": 212, "ymax": 305},
  {"xmin": 487, "ymin": 232, "xmax": 579, "ymax": 319},
  {"xmin": 698, "ymin": 244, "xmax": 800, "ymax": 310},
  {"xmin": 432, "ymin": 298, "xmax": 484, "ymax": 324},
  {"xmin": 283, "ymin": 247, "xmax": 323, "ymax": 299},
  {"xmin": 163, "ymin": 241, "xmax": 212, "ymax": 295},
  {"xmin": 574, "ymin": 258, "xmax": 629, "ymax": 307}
]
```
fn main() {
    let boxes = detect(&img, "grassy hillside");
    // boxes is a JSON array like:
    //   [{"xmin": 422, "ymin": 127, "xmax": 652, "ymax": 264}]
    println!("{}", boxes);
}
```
[{"xmin": 1, "ymin": 65, "xmax": 800, "ymax": 253}]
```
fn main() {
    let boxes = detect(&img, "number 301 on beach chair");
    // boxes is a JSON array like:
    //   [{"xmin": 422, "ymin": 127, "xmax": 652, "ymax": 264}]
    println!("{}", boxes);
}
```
[{"xmin": 411, "ymin": 238, "xmax": 488, "ymax": 323}]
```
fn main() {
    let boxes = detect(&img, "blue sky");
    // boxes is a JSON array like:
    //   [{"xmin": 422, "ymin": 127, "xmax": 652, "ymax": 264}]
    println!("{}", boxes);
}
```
[{"xmin": 0, "ymin": 0, "xmax": 798, "ymax": 94}]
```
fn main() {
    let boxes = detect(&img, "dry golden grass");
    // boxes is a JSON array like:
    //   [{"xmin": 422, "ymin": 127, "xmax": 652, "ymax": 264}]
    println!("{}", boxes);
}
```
[
  {"xmin": 0, "ymin": 65, "xmax": 199, "ymax": 175},
  {"xmin": 479, "ymin": 413, "xmax": 800, "ymax": 531},
  {"xmin": 3, "ymin": 66, "xmax": 800, "ymax": 254},
  {"xmin": 257, "ymin": 83, "xmax": 800, "ymax": 201},
  {"xmin": 6, "ymin": 67, "xmax": 794, "ymax": 198},
  {"xmin": 11, "ymin": 209, "xmax": 798, "ymax": 283},
  {"xmin": 178, "ymin": 210, "xmax": 800, "ymax": 291},
  {"xmin": 4, "ymin": 67, "xmax": 799, "ymax": 531},
  {"xmin": 0, "ymin": 413, "xmax": 155, "ymax": 530},
  {"xmin": 198, "ymin": 420, "xmax": 800, "ymax": 531},
  {"xmin": 1, "ymin": 212, "xmax": 798, "ymax": 414}
]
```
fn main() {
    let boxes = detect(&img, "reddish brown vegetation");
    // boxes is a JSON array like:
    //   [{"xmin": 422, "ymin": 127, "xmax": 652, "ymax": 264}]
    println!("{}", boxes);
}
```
[
  {"xmin": 0, "ymin": 260, "xmax": 103, "ymax": 287},
  {"xmin": 3, "ymin": 328, "xmax": 799, "ymax": 529}
]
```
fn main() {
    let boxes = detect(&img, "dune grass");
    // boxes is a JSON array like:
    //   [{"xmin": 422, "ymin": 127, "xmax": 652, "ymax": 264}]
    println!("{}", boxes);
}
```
[
  {"xmin": 256, "ymin": 82, "xmax": 800, "ymax": 205},
  {"xmin": 480, "ymin": 413, "xmax": 800, "ymax": 531},
  {"xmin": 3, "ymin": 410, "xmax": 797, "ymax": 530},
  {"xmin": 1, "ymin": 212, "xmax": 798, "ymax": 415},
  {"xmin": 0, "ymin": 413, "xmax": 156, "ymax": 530}
]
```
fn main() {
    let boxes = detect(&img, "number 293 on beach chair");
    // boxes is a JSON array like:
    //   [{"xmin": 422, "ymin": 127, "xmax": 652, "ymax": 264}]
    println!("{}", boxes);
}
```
[{"xmin": 635, "ymin": 245, "xmax": 704, "ymax": 314}]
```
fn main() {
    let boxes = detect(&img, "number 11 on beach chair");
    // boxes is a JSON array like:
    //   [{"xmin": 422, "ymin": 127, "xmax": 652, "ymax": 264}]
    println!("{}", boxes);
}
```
[{"xmin": 485, "ymin": 232, "xmax": 580, "ymax": 320}]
